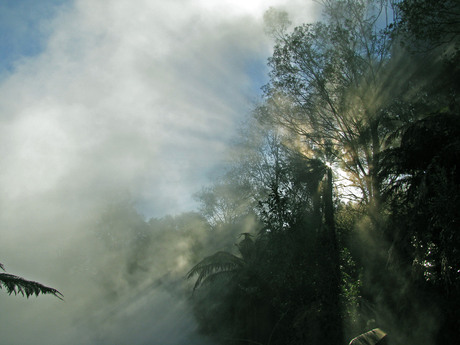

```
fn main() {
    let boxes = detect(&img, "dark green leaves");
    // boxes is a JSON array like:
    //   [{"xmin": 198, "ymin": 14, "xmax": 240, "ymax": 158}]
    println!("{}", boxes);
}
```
[
  {"xmin": 186, "ymin": 251, "xmax": 244, "ymax": 290},
  {"xmin": 0, "ymin": 264, "xmax": 63, "ymax": 299}
]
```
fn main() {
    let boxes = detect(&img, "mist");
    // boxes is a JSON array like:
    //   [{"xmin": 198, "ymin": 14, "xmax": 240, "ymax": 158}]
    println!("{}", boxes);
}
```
[{"xmin": 0, "ymin": 0, "xmax": 321, "ymax": 344}]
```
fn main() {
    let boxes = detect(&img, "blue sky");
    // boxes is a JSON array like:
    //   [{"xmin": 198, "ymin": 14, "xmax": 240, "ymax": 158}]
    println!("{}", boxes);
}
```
[{"xmin": 0, "ymin": 0, "xmax": 70, "ymax": 78}]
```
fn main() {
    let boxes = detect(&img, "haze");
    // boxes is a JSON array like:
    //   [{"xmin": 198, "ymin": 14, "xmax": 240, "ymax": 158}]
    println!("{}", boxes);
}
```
[{"xmin": 0, "ymin": 0, "xmax": 320, "ymax": 344}]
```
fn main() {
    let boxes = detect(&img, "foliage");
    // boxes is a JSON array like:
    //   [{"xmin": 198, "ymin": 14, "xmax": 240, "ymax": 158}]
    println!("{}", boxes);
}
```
[
  {"xmin": 261, "ymin": 0, "xmax": 412, "ymax": 213},
  {"xmin": 187, "ymin": 233, "xmax": 275, "ymax": 344},
  {"xmin": 188, "ymin": 118, "xmax": 353, "ymax": 344},
  {"xmin": 396, "ymin": 0, "xmax": 460, "ymax": 48},
  {"xmin": 0, "ymin": 263, "xmax": 63, "ymax": 299},
  {"xmin": 185, "ymin": 0, "xmax": 460, "ymax": 344},
  {"xmin": 377, "ymin": 112, "xmax": 460, "ymax": 343},
  {"xmin": 186, "ymin": 250, "xmax": 245, "ymax": 290}
]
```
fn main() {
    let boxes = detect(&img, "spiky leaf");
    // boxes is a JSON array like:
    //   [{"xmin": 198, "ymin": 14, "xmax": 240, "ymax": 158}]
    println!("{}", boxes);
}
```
[
  {"xmin": 186, "ymin": 251, "xmax": 245, "ymax": 290},
  {"xmin": 0, "ymin": 272, "xmax": 63, "ymax": 299}
]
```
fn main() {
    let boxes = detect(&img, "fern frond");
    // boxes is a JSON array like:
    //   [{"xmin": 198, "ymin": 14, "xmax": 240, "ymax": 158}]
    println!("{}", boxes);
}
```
[
  {"xmin": 0, "ymin": 273, "xmax": 63, "ymax": 300},
  {"xmin": 186, "ymin": 251, "xmax": 244, "ymax": 290},
  {"xmin": 199, "ymin": 269, "xmax": 238, "ymax": 287}
]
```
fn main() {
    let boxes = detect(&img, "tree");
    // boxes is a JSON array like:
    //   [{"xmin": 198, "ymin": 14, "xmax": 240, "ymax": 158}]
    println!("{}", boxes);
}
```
[
  {"xmin": 196, "ymin": 118, "xmax": 318, "ymax": 234},
  {"xmin": 0, "ymin": 263, "xmax": 62, "ymax": 299},
  {"xmin": 262, "ymin": 0, "xmax": 405, "ymax": 215},
  {"xmin": 186, "ymin": 233, "xmax": 256, "ymax": 291},
  {"xmin": 188, "ymin": 121, "xmax": 354, "ymax": 344},
  {"xmin": 378, "ymin": 112, "xmax": 460, "ymax": 344},
  {"xmin": 186, "ymin": 233, "xmax": 275, "ymax": 345},
  {"xmin": 186, "ymin": 1, "xmax": 459, "ymax": 344},
  {"xmin": 261, "ymin": 2, "xmax": 402, "ymax": 341},
  {"xmin": 396, "ymin": 0, "xmax": 460, "ymax": 48},
  {"xmin": 394, "ymin": 0, "xmax": 460, "ymax": 116}
]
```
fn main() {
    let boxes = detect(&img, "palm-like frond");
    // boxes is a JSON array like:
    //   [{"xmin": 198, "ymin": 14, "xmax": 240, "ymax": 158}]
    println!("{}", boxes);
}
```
[
  {"xmin": 198, "ymin": 269, "xmax": 240, "ymax": 288},
  {"xmin": 0, "ymin": 264, "xmax": 63, "ymax": 299},
  {"xmin": 186, "ymin": 251, "xmax": 245, "ymax": 290}
]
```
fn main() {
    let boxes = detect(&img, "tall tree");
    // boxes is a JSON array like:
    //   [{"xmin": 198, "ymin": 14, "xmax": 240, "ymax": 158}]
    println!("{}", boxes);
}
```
[
  {"xmin": 262, "ymin": 0, "xmax": 404, "ymax": 215},
  {"xmin": 188, "ymin": 117, "xmax": 356, "ymax": 344}
]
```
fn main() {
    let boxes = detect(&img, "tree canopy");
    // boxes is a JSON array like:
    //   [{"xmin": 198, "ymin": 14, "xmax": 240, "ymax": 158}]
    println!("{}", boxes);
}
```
[{"xmin": 185, "ymin": 1, "xmax": 459, "ymax": 344}]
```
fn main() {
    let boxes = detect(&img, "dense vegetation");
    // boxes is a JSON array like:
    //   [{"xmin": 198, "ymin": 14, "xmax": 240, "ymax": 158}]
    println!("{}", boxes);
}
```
[{"xmin": 186, "ymin": 1, "xmax": 460, "ymax": 344}]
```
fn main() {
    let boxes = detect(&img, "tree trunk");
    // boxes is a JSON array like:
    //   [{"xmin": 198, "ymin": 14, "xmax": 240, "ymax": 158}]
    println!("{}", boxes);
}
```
[{"xmin": 321, "ymin": 167, "xmax": 344, "ymax": 345}]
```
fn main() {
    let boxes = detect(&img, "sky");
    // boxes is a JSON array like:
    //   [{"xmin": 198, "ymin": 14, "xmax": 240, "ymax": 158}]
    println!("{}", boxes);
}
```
[{"xmin": 0, "ymin": 0, "xmax": 320, "ymax": 344}]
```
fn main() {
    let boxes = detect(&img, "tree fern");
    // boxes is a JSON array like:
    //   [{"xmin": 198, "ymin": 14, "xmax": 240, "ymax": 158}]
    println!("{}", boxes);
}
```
[
  {"xmin": 186, "ymin": 251, "xmax": 244, "ymax": 290},
  {"xmin": 186, "ymin": 234, "xmax": 261, "ymax": 291},
  {"xmin": 0, "ymin": 263, "xmax": 63, "ymax": 299}
]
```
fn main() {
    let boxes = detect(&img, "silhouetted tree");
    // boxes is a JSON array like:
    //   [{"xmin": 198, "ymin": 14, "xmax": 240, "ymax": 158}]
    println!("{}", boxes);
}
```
[
  {"xmin": 378, "ymin": 112, "xmax": 460, "ymax": 344},
  {"xmin": 187, "ymin": 233, "xmax": 275, "ymax": 345},
  {"xmin": 186, "ymin": 2, "xmax": 460, "ymax": 344},
  {"xmin": 262, "ymin": 0, "xmax": 402, "ymax": 213},
  {"xmin": 396, "ymin": 0, "xmax": 460, "ymax": 48}
]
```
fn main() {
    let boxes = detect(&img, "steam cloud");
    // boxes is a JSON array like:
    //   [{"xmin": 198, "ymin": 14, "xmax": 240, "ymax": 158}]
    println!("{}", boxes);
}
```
[{"xmin": 0, "ymin": 0, "xmax": 320, "ymax": 344}]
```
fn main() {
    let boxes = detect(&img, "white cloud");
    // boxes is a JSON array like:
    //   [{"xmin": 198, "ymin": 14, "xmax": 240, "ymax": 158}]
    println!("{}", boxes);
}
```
[{"xmin": 0, "ymin": 0, "xmax": 321, "ymax": 216}]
